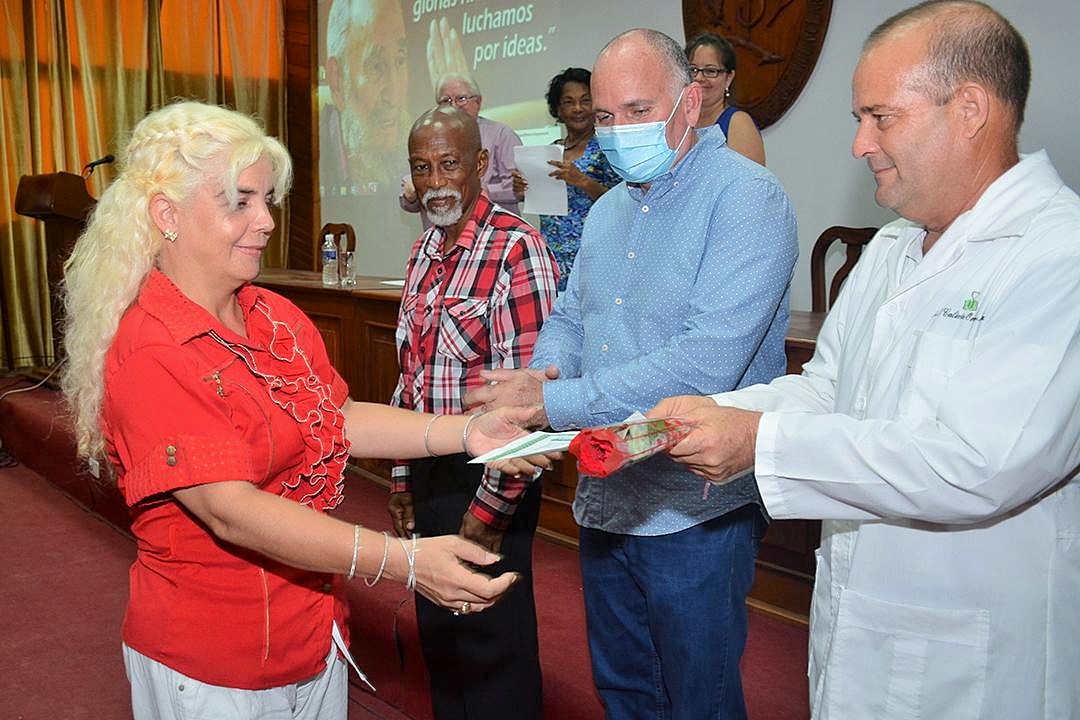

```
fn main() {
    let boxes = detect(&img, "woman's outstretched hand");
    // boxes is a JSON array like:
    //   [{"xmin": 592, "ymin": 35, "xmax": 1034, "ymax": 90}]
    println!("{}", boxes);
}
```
[{"xmin": 465, "ymin": 405, "xmax": 559, "ymax": 476}]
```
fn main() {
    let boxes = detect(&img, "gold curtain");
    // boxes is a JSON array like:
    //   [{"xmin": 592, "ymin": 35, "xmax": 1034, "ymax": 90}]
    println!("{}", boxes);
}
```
[
  {"xmin": 0, "ymin": 0, "xmax": 285, "ymax": 369},
  {"xmin": 159, "ymin": 0, "xmax": 288, "ymax": 270}
]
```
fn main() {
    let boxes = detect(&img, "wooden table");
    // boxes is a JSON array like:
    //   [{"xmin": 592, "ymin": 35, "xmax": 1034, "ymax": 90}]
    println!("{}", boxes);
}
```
[
  {"xmin": 257, "ymin": 268, "xmax": 828, "ymax": 622},
  {"xmin": 786, "ymin": 310, "xmax": 825, "ymax": 373}
]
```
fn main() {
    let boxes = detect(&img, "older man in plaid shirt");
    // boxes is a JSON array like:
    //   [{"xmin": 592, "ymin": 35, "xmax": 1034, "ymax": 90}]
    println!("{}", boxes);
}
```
[{"xmin": 388, "ymin": 106, "xmax": 557, "ymax": 720}]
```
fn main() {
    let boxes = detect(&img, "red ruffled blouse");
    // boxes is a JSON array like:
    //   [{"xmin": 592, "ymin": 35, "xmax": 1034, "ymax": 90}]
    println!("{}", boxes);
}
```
[{"xmin": 103, "ymin": 269, "xmax": 352, "ymax": 688}]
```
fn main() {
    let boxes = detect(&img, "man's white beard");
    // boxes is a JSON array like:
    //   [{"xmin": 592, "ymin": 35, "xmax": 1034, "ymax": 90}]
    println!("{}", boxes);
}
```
[
  {"xmin": 340, "ymin": 107, "xmax": 400, "ymax": 183},
  {"xmin": 423, "ymin": 188, "xmax": 464, "ymax": 227}
]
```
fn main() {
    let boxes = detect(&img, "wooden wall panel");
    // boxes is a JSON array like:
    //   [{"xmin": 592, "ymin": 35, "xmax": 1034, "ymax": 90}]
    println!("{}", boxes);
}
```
[{"xmin": 284, "ymin": 0, "xmax": 318, "ymax": 271}]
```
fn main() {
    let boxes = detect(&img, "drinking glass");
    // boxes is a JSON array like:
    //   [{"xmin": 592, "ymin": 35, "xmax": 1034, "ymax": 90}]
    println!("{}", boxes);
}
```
[{"xmin": 340, "ymin": 251, "xmax": 358, "ymax": 288}]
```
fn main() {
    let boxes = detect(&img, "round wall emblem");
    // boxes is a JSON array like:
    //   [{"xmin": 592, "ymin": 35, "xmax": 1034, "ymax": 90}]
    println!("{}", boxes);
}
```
[{"xmin": 683, "ymin": 0, "xmax": 833, "ymax": 129}]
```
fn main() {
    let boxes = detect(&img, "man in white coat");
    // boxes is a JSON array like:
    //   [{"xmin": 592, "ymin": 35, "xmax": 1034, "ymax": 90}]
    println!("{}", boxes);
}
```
[{"xmin": 649, "ymin": 2, "xmax": 1080, "ymax": 718}]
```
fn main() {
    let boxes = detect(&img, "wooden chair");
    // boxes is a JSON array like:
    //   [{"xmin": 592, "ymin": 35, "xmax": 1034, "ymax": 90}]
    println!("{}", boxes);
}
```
[
  {"xmin": 809, "ymin": 225, "xmax": 878, "ymax": 312},
  {"xmin": 319, "ymin": 222, "xmax": 355, "ymax": 255}
]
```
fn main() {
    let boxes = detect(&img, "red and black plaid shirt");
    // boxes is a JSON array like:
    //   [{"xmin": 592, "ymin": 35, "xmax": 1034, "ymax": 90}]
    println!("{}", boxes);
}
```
[{"xmin": 391, "ymin": 193, "xmax": 558, "ymax": 528}]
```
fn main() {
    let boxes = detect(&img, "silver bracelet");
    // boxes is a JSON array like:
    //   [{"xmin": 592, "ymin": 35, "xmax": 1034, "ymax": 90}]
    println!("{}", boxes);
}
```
[
  {"xmin": 364, "ymin": 532, "xmax": 390, "ymax": 587},
  {"xmin": 423, "ymin": 415, "xmax": 441, "ymax": 457},
  {"xmin": 462, "ymin": 413, "xmax": 481, "ymax": 456},
  {"xmin": 409, "ymin": 534, "xmax": 418, "ymax": 591},
  {"xmin": 346, "ymin": 523, "xmax": 361, "ymax": 581},
  {"xmin": 412, "ymin": 535, "xmax": 418, "ymax": 591},
  {"xmin": 397, "ymin": 534, "xmax": 418, "ymax": 591}
]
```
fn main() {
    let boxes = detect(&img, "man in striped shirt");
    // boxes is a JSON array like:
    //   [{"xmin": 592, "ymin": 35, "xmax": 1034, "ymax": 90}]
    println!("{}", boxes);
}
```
[{"xmin": 388, "ymin": 106, "xmax": 558, "ymax": 720}]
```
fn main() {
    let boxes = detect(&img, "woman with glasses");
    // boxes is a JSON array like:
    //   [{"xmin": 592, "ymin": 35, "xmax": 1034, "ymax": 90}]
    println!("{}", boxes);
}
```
[
  {"xmin": 511, "ymin": 67, "xmax": 621, "ymax": 292},
  {"xmin": 686, "ymin": 33, "xmax": 766, "ymax": 165}
]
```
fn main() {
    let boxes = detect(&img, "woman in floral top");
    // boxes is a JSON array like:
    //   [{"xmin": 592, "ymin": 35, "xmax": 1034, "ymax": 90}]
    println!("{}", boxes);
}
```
[{"xmin": 513, "ymin": 67, "xmax": 622, "ymax": 291}]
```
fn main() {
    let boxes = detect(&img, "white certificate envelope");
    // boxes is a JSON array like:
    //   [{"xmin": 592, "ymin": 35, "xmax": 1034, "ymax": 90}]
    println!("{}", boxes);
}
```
[
  {"xmin": 468, "ymin": 430, "xmax": 581, "ymax": 464},
  {"xmin": 513, "ymin": 144, "xmax": 568, "ymax": 216}
]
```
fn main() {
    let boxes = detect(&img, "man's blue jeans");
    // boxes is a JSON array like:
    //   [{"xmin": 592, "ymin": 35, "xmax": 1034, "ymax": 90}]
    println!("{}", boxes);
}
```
[{"xmin": 579, "ymin": 504, "xmax": 765, "ymax": 720}]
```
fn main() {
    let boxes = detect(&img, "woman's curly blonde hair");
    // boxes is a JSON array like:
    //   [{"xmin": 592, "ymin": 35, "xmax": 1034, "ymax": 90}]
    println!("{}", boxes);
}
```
[{"xmin": 60, "ymin": 101, "xmax": 292, "ymax": 459}]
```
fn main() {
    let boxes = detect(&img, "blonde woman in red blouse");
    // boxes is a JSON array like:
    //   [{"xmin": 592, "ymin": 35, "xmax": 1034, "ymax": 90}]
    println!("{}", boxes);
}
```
[{"xmin": 61, "ymin": 101, "xmax": 544, "ymax": 720}]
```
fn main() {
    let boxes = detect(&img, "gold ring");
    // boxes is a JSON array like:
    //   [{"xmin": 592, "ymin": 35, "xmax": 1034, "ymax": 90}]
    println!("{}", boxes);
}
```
[{"xmin": 460, "ymin": 601, "xmax": 471, "ymax": 615}]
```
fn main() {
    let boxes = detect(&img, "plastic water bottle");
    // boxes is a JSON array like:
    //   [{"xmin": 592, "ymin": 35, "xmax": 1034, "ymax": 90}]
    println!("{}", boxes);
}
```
[{"xmin": 321, "ymin": 233, "xmax": 338, "ymax": 286}]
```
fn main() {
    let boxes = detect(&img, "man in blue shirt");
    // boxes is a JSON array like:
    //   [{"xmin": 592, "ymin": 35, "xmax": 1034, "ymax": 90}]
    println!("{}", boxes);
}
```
[{"xmin": 465, "ymin": 28, "xmax": 798, "ymax": 719}]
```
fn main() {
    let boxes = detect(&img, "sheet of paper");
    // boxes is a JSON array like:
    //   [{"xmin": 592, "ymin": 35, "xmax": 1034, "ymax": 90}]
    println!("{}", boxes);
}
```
[
  {"xmin": 513, "ymin": 144, "xmax": 568, "ymax": 216},
  {"xmin": 468, "ymin": 430, "xmax": 581, "ymax": 464},
  {"xmin": 380, "ymin": 279, "xmax": 405, "ymax": 287},
  {"xmin": 708, "ymin": 466, "xmax": 755, "ymax": 486}
]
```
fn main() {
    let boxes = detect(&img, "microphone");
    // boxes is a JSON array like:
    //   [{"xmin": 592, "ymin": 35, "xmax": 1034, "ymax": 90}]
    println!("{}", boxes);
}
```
[{"xmin": 82, "ymin": 154, "xmax": 115, "ymax": 178}]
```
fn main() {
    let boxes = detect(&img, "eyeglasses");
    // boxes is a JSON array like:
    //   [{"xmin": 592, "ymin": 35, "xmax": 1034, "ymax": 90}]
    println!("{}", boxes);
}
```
[
  {"xmin": 437, "ymin": 94, "xmax": 479, "ymax": 106},
  {"xmin": 689, "ymin": 66, "xmax": 729, "ymax": 79}
]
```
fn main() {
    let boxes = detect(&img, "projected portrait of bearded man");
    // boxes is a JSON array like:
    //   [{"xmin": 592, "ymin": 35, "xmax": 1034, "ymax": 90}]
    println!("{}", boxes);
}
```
[{"xmin": 324, "ymin": 0, "xmax": 409, "ymax": 192}]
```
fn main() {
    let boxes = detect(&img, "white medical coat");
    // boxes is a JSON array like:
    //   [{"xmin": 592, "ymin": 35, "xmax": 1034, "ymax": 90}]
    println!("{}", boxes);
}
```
[{"xmin": 714, "ymin": 151, "xmax": 1080, "ymax": 719}]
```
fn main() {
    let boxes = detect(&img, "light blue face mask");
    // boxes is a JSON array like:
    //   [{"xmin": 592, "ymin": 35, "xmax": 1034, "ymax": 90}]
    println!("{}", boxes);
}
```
[{"xmin": 594, "ymin": 87, "xmax": 690, "ymax": 183}]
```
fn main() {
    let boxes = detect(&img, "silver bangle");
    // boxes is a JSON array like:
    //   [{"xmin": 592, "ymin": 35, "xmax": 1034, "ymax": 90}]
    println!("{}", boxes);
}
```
[
  {"xmin": 346, "ymin": 523, "xmax": 361, "ymax": 581},
  {"xmin": 409, "ymin": 535, "xmax": 418, "ymax": 591},
  {"xmin": 397, "ymin": 535, "xmax": 417, "ymax": 591},
  {"xmin": 462, "ymin": 413, "xmax": 480, "ymax": 456},
  {"xmin": 423, "ymin": 415, "xmax": 441, "ymax": 457},
  {"xmin": 364, "ymin": 532, "xmax": 390, "ymax": 587}
]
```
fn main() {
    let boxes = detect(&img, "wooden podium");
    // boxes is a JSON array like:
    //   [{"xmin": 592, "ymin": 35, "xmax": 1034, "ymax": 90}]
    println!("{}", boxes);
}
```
[{"xmin": 14, "ymin": 171, "xmax": 97, "ymax": 366}]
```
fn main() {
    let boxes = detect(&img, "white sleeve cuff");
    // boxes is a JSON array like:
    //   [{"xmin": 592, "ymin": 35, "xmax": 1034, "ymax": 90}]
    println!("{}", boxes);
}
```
[{"xmin": 753, "ymin": 411, "xmax": 790, "ymax": 519}]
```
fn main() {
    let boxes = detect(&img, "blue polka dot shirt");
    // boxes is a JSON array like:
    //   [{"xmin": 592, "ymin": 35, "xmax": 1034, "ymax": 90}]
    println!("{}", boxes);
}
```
[{"xmin": 531, "ymin": 131, "xmax": 799, "ymax": 535}]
